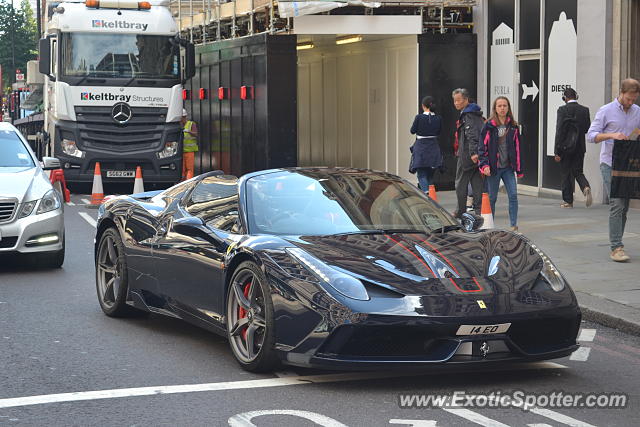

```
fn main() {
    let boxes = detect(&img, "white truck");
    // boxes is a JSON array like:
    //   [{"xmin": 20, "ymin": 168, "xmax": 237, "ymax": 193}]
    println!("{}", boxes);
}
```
[{"xmin": 36, "ymin": 0, "xmax": 195, "ymax": 186}]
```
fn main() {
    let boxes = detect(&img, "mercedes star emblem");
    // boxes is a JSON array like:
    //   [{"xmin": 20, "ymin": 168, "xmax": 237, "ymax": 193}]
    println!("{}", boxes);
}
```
[{"xmin": 112, "ymin": 102, "xmax": 132, "ymax": 124}]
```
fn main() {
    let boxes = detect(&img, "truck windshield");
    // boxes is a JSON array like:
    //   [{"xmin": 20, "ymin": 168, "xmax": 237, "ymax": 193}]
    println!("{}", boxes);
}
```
[{"xmin": 61, "ymin": 33, "xmax": 179, "ymax": 79}]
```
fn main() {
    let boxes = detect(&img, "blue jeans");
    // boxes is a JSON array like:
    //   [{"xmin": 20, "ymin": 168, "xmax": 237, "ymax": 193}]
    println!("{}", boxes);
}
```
[
  {"xmin": 416, "ymin": 167, "xmax": 435, "ymax": 192},
  {"xmin": 600, "ymin": 163, "xmax": 630, "ymax": 251},
  {"xmin": 487, "ymin": 167, "xmax": 518, "ymax": 227}
]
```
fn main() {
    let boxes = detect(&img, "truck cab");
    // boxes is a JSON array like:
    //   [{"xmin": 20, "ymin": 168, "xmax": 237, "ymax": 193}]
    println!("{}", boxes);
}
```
[{"xmin": 38, "ymin": 0, "xmax": 195, "ymax": 186}]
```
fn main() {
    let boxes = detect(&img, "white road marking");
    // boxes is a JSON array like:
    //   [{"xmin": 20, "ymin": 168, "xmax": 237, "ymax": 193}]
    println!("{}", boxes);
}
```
[
  {"xmin": 569, "ymin": 347, "xmax": 591, "ymax": 361},
  {"xmin": 66, "ymin": 201, "xmax": 76, "ymax": 206},
  {"xmin": 79, "ymin": 212, "xmax": 97, "ymax": 228},
  {"xmin": 0, "ymin": 362, "xmax": 566, "ymax": 410},
  {"xmin": 80, "ymin": 198, "xmax": 90, "ymax": 204},
  {"xmin": 229, "ymin": 410, "xmax": 348, "ymax": 427},
  {"xmin": 529, "ymin": 408, "xmax": 597, "ymax": 427},
  {"xmin": 442, "ymin": 408, "xmax": 510, "ymax": 427},
  {"xmin": 389, "ymin": 420, "xmax": 438, "ymax": 426},
  {"xmin": 577, "ymin": 329, "xmax": 596, "ymax": 342},
  {"xmin": 527, "ymin": 424, "xmax": 553, "ymax": 427}
]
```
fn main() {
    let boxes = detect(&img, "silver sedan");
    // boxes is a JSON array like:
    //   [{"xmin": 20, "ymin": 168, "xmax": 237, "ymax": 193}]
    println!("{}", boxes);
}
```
[{"xmin": 0, "ymin": 122, "xmax": 65, "ymax": 268}]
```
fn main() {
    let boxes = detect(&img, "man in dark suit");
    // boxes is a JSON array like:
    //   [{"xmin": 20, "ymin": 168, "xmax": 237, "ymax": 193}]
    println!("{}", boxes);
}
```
[{"xmin": 554, "ymin": 88, "xmax": 592, "ymax": 208}]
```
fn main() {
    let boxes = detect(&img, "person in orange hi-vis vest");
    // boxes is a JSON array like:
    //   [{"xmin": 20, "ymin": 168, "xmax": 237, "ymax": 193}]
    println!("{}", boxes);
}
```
[{"xmin": 181, "ymin": 108, "xmax": 198, "ymax": 180}]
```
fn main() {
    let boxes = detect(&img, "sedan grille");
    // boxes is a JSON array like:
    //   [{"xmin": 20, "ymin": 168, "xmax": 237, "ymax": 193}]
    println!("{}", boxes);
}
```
[{"xmin": 0, "ymin": 198, "xmax": 18, "ymax": 223}]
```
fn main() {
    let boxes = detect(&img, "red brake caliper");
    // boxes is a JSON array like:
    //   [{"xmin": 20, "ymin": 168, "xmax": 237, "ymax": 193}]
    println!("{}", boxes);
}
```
[{"xmin": 237, "ymin": 281, "xmax": 251, "ymax": 341}]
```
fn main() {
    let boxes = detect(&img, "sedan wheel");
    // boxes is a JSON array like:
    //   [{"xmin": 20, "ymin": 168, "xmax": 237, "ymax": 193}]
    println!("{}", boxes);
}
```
[
  {"xmin": 96, "ymin": 228, "xmax": 138, "ymax": 317},
  {"xmin": 226, "ymin": 261, "xmax": 278, "ymax": 372}
]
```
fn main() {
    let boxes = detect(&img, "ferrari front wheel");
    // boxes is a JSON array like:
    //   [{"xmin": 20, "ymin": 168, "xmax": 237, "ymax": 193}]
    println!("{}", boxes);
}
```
[{"xmin": 226, "ymin": 261, "xmax": 278, "ymax": 372}]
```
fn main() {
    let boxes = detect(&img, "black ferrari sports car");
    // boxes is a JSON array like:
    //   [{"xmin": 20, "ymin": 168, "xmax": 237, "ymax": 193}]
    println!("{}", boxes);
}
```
[{"xmin": 94, "ymin": 168, "xmax": 580, "ymax": 372}]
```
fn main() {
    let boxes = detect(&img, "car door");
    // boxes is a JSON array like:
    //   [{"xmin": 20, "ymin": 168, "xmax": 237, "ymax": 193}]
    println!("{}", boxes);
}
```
[{"xmin": 153, "ymin": 175, "xmax": 239, "ymax": 324}]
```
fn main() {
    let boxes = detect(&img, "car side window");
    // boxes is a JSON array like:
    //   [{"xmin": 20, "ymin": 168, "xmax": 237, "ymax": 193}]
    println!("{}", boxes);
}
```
[{"xmin": 185, "ymin": 175, "xmax": 240, "ymax": 233}]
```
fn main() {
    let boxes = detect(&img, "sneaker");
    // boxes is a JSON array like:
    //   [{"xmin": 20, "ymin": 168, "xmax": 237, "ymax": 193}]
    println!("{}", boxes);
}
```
[
  {"xmin": 560, "ymin": 202, "xmax": 573, "ymax": 208},
  {"xmin": 610, "ymin": 247, "xmax": 630, "ymax": 262},
  {"xmin": 510, "ymin": 226, "xmax": 519, "ymax": 232},
  {"xmin": 584, "ymin": 187, "xmax": 593, "ymax": 207}
]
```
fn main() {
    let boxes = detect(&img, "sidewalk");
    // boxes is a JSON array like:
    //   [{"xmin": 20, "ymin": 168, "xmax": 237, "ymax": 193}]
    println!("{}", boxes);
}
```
[{"xmin": 435, "ymin": 190, "xmax": 640, "ymax": 336}]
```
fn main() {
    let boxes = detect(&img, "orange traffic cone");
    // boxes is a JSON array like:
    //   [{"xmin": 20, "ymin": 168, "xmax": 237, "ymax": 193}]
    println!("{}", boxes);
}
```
[
  {"xmin": 480, "ymin": 192, "xmax": 494, "ymax": 230},
  {"xmin": 90, "ymin": 162, "xmax": 104, "ymax": 205},
  {"xmin": 133, "ymin": 166, "xmax": 144, "ymax": 194},
  {"xmin": 428, "ymin": 185, "xmax": 438, "ymax": 201}
]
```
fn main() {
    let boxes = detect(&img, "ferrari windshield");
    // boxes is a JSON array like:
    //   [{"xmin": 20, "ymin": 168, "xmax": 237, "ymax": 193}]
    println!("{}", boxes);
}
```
[
  {"xmin": 61, "ymin": 33, "xmax": 179, "ymax": 79},
  {"xmin": 245, "ymin": 170, "xmax": 457, "ymax": 236}
]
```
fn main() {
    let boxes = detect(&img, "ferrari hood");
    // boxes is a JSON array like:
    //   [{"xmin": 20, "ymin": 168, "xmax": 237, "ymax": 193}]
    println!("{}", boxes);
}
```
[{"xmin": 288, "ymin": 231, "xmax": 543, "ymax": 296}]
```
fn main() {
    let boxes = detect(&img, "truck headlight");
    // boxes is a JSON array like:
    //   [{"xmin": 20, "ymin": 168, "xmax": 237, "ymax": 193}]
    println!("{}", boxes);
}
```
[
  {"xmin": 157, "ymin": 141, "xmax": 178, "ymax": 159},
  {"xmin": 61, "ymin": 139, "xmax": 85, "ymax": 158},
  {"xmin": 286, "ymin": 247, "xmax": 370, "ymax": 301},
  {"xmin": 530, "ymin": 243, "xmax": 566, "ymax": 292},
  {"xmin": 36, "ymin": 189, "xmax": 62, "ymax": 214},
  {"xmin": 18, "ymin": 200, "xmax": 37, "ymax": 218}
]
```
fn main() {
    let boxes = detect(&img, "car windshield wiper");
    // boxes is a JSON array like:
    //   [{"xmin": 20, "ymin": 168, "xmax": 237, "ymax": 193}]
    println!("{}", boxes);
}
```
[
  {"xmin": 332, "ymin": 228, "xmax": 426, "ymax": 236},
  {"xmin": 438, "ymin": 224, "xmax": 462, "ymax": 234}
]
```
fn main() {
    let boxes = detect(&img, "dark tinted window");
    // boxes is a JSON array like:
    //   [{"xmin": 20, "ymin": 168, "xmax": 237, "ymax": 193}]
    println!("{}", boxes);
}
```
[
  {"xmin": 0, "ymin": 130, "xmax": 34, "ymax": 168},
  {"xmin": 246, "ymin": 170, "xmax": 457, "ymax": 236},
  {"xmin": 186, "ymin": 175, "xmax": 239, "ymax": 232}
]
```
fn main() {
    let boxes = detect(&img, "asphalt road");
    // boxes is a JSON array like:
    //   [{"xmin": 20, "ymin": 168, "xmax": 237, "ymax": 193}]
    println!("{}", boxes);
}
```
[{"xmin": 0, "ymin": 195, "xmax": 638, "ymax": 426}]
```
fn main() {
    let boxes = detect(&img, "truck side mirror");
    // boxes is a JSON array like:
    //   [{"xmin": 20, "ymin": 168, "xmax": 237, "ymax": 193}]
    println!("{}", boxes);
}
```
[
  {"xmin": 38, "ymin": 38, "xmax": 50, "ymax": 76},
  {"xmin": 180, "ymin": 40, "xmax": 196, "ymax": 83}
]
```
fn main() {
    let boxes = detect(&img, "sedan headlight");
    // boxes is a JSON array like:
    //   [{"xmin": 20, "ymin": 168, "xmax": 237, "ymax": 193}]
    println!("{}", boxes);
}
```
[
  {"xmin": 18, "ymin": 200, "xmax": 37, "ymax": 218},
  {"xmin": 529, "ymin": 243, "xmax": 566, "ymax": 292},
  {"xmin": 61, "ymin": 139, "xmax": 85, "ymax": 158},
  {"xmin": 286, "ymin": 247, "xmax": 369, "ymax": 301},
  {"xmin": 36, "ymin": 189, "xmax": 62, "ymax": 215},
  {"xmin": 157, "ymin": 141, "xmax": 178, "ymax": 159}
]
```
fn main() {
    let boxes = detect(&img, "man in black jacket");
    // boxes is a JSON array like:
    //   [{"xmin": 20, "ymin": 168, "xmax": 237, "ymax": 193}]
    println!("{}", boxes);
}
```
[
  {"xmin": 554, "ymin": 88, "xmax": 592, "ymax": 208},
  {"xmin": 452, "ymin": 88, "xmax": 485, "ymax": 217}
]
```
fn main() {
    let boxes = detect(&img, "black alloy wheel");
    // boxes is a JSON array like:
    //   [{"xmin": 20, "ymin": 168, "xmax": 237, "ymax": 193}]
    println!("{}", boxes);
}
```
[
  {"xmin": 226, "ymin": 261, "xmax": 278, "ymax": 372},
  {"xmin": 95, "ymin": 228, "xmax": 138, "ymax": 317}
]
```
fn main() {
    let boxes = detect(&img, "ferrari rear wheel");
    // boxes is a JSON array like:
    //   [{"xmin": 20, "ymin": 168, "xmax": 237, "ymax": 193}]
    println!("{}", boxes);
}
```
[
  {"xmin": 96, "ymin": 228, "xmax": 139, "ymax": 317},
  {"xmin": 226, "ymin": 261, "xmax": 278, "ymax": 372}
]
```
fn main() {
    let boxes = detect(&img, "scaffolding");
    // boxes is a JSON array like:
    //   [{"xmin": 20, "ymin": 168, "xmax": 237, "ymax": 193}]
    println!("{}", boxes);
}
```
[{"xmin": 168, "ymin": 0, "xmax": 477, "ymax": 44}]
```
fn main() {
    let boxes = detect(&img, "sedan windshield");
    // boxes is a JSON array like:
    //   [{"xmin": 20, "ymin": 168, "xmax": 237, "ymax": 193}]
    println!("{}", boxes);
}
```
[
  {"xmin": 61, "ymin": 33, "xmax": 179, "ymax": 79},
  {"xmin": 245, "ymin": 170, "xmax": 457, "ymax": 236},
  {"xmin": 0, "ymin": 130, "xmax": 34, "ymax": 168}
]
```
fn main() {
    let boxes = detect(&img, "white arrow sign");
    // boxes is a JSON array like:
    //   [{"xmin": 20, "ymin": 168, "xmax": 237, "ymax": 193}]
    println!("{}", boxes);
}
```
[{"xmin": 521, "ymin": 80, "xmax": 539, "ymax": 101}]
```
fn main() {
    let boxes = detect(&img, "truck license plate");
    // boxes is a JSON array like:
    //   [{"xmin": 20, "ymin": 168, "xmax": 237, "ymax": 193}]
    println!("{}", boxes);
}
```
[
  {"xmin": 456, "ymin": 323, "xmax": 511, "ymax": 336},
  {"xmin": 106, "ymin": 170, "xmax": 135, "ymax": 178}
]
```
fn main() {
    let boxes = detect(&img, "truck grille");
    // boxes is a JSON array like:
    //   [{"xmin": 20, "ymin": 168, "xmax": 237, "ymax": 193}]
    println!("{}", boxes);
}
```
[
  {"xmin": 0, "ymin": 198, "xmax": 18, "ymax": 223},
  {"xmin": 74, "ymin": 106, "xmax": 169, "ymax": 152}
]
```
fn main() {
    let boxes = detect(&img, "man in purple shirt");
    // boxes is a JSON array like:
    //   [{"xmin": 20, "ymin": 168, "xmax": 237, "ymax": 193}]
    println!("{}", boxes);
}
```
[{"xmin": 587, "ymin": 78, "xmax": 640, "ymax": 262}]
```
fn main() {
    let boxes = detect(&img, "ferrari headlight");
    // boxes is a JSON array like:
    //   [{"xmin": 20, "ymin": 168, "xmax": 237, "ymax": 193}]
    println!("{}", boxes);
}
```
[
  {"xmin": 18, "ymin": 200, "xmax": 37, "ymax": 218},
  {"xmin": 530, "ymin": 243, "xmax": 566, "ymax": 292},
  {"xmin": 157, "ymin": 141, "xmax": 178, "ymax": 159},
  {"xmin": 36, "ymin": 189, "xmax": 62, "ymax": 215},
  {"xmin": 286, "ymin": 247, "xmax": 370, "ymax": 301}
]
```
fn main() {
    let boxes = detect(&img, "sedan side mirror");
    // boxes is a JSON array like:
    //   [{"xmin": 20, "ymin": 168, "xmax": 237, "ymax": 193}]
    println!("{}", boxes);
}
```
[
  {"xmin": 461, "ymin": 212, "xmax": 484, "ymax": 232},
  {"xmin": 42, "ymin": 157, "xmax": 61, "ymax": 170}
]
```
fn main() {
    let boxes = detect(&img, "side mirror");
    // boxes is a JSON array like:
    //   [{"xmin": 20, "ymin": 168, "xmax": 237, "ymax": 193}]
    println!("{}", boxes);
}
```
[
  {"xmin": 180, "ymin": 40, "xmax": 196, "ymax": 83},
  {"xmin": 173, "ymin": 216, "xmax": 227, "ymax": 249},
  {"xmin": 461, "ymin": 212, "xmax": 484, "ymax": 232},
  {"xmin": 42, "ymin": 156, "xmax": 61, "ymax": 170},
  {"xmin": 38, "ymin": 39, "xmax": 50, "ymax": 76}
]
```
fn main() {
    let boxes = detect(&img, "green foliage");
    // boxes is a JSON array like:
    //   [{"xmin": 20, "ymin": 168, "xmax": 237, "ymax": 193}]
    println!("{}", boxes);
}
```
[{"xmin": 0, "ymin": 0, "xmax": 39, "ymax": 91}]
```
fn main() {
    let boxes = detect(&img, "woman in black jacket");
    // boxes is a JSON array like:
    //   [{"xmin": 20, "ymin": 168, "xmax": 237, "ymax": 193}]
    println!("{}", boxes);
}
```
[{"xmin": 409, "ymin": 96, "xmax": 443, "ymax": 192}]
